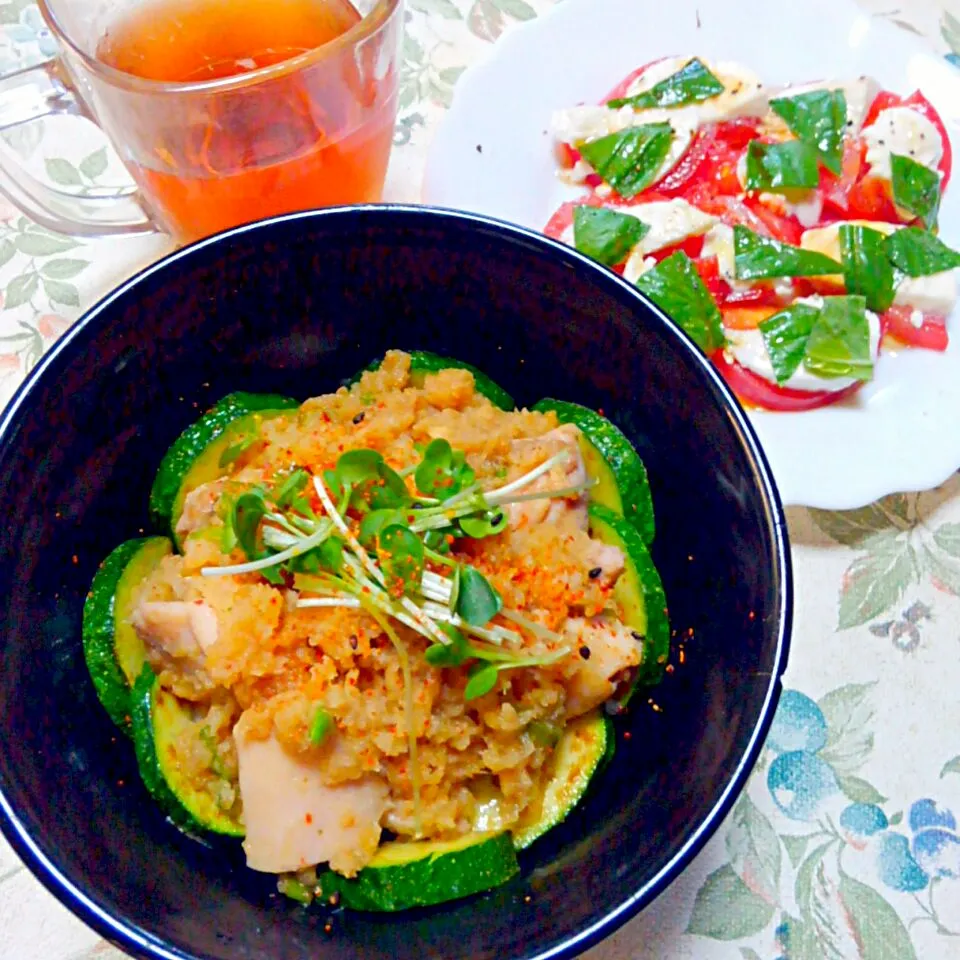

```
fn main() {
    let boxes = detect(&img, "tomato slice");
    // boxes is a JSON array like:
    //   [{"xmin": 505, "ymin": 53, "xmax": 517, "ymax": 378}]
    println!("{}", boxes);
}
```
[
  {"xmin": 820, "ymin": 139, "xmax": 865, "ymax": 216},
  {"xmin": 601, "ymin": 57, "xmax": 672, "ymax": 104},
  {"xmin": 544, "ymin": 195, "xmax": 604, "ymax": 241},
  {"xmin": 649, "ymin": 234, "xmax": 705, "ymax": 262},
  {"xmin": 693, "ymin": 255, "xmax": 728, "ymax": 301},
  {"xmin": 880, "ymin": 304, "xmax": 949, "ymax": 351},
  {"xmin": 721, "ymin": 306, "xmax": 780, "ymax": 330},
  {"xmin": 711, "ymin": 349, "xmax": 864, "ymax": 411},
  {"xmin": 846, "ymin": 174, "xmax": 901, "ymax": 223}
]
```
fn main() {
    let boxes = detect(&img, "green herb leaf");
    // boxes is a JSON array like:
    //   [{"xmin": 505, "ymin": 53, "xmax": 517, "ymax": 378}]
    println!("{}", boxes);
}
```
[
  {"xmin": 415, "ymin": 438, "xmax": 475, "ymax": 499},
  {"xmin": 572, "ymin": 206, "xmax": 648, "ymax": 266},
  {"xmin": 464, "ymin": 662, "xmax": 500, "ymax": 701},
  {"xmin": 232, "ymin": 492, "xmax": 267, "ymax": 561},
  {"xmin": 335, "ymin": 449, "xmax": 383, "ymax": 486},
  {"xmin": 577, "ymin": 123, "xmax": 674, "ymax": 198},
  {"xmin": 803, "ymin": 295, "xmax": 873, "ymax": 382},
  {"xmin": 309, "ymin": 707, "xmax": 334, "ymax": 745},
  {"xmin": 379, "ymin": 524, "xmax": 425, "ymax": 590},
  {"xmin": 291, "ymin": 538, "xmax": 344, "ymax": 575},
  {"xmin": 885, "ymin": 226, "xmax": 960, "ymax": 277},
  {"xmin": 607, "ymin": 57, "xmax": 725, "ymax": 110},
  {"xmin": 459, "ymin": 510, "xmax": 508, "ymax": 540},
  {"xmin": 758, "ymin": 303, "xmax": 821, "ymax": 384},
  {"xmin": 358, "ymin": 508, "xmax": 402, "ymax": 547},
  {"xmin": 635, "ymin": 250, "xmax": 725, "ymax": 351},
  {"xmin": 744, "ymin": 140, "xmax": 820, "ymax": 193},
  {"xmin": 424, "ymin": 626, "xmax": 470, "ymax": 667},
  {"xmin": 449, "ymin": 564, "xmax": 461, "ymax": 610},
  {"xmin": 733, "ymin": 225, "xmax": 842, "ymax": 280},
  {"xmin": 273, "ymin": 468, "xmax": 309, "ymax": 507},
  {"xmin": 423, "ymin": 528, "xmax": 453, "ymax": 554},
  {"xmin": 456, "ymin": 566, "xmax": 502, "ymax": 626},
  {"xmin": 769, "ymin": 89, "xmax": 846, "ymax": 175},
  {"xmin": 839, "ymin": 224, "xmax": 895, "ymax": 312},
  {"xmin": 368, "ymin": 462, "xmax": 409, "ymax": 510},
  {"xmin": 219, "ymin": 432, "xmax": 258, "ymax": 468},
  {"xmin": 890, "ymin": 153, "xmax": 941, "ymax": 228}
]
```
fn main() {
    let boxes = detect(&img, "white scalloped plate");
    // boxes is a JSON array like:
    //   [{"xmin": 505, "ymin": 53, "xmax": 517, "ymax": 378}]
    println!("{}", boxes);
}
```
[{"xmin": 423, "ymin": 0, "xmax": 960, "ymax": 509}]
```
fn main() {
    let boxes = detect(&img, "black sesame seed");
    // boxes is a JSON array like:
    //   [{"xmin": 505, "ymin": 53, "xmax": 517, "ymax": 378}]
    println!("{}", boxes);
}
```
[
  {"xmin": 631, "ymin": 631, "xmax": 646, "ymax": 642},
  {"xmin": 491, "ymin": 513, "xmax": 503, "ymax": 524},
  {"xmin": 579, "ymin": 645, "xmax": 591, "ymax": 660},
  {"xmin": 352, "ymin": 411, "xmax": 365, "ymax": 424},
  {"xmin": 588, "ymin": 566, "xmax": 602, "ymax": 579},
  {"xmin": 878, "ymin": 139, "xmax": 885, "ymax": 146},
  {"xmin": 349, "ymin": 635, "xmax": 358, "ymax": 650}
]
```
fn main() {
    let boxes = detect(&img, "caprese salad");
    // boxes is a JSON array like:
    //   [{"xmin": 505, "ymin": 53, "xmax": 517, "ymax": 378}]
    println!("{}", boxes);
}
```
[{"xmin": 546, "ymin": 56, "xmax": 960, "ymax": 411}]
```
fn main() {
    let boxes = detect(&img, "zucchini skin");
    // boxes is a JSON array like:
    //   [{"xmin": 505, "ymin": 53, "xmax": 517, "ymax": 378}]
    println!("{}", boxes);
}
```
[
  {"xmin": 318, "ymin": 832, "xmax": 519, "ymax": 911},
  {"xmin": 148, "ymin": 391, "xmax": 298, "ymax": 532},
  {"xmin": 82, "ymin": 536, "xmax": 172, "ymax": 733}
]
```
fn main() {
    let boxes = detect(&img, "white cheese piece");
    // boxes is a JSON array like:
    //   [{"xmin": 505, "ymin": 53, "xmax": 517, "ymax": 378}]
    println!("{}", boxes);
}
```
[
  {"xmin": 758, "ymin": 190, "xmax": 824, "ymax": 227},
  {"xmin": 622, "ymin": 251, "xmax": 658, "ymax": 284},
  {"xmin": 862, "ymin": 106, "xmax": 943, "ymax": 179},
  {"xmin": 625, "ymin": 56, "xmax": 769, "ymax": 122},
  {"xmin": 702, "ymin": 222, "xmax": 736, "ymax": 282},
  {"xmin": 560, "ymin": 198, "xmax": 715, "ymax": 257},
  {"xmin": 629, "ymin": 198, "xmax": 717, "ymax": 254},
  {"xmin": 800, "ymin": 221, "xmax": 958, "ymax": 314},
  {"xmin": 558, "ymin": 158, "xmax": 594, "ymax": 186},
  {"xmin": 724, "ymin": 307, "xmax": 881, "ymax": 393},
  {"xmin": 894, "ymin": 271, "xmax": 957, "ymax": 314},
  {"xmin": 773, "ymin": 76, "xmax": 881, "ymax": 134}
]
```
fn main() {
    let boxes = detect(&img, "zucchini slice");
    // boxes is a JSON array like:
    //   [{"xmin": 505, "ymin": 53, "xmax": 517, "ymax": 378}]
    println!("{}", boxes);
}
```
[
  {"xmin": 349, "ymin": 351, "xmax": 516, "ymax": 411},
  {"xmin": 148, "ymin": 391, "xmax": 299, "ymax": 538},
  {"xmin": 532, "ymin": 398, "xmax": 655, "ymax": 544},
  {"xmin": 318, "ymin": 832, "xmax": 519, "ymax": 911},
  {"xmin": 82, "ymin": 536, "xmax": 173, "ymax": 733},
  {"xmin": 588, "ymin": 503, "xmax": 670, "ymax": 691},
  {"xmin": 131, "ymin": 665, "xmax": 244, "ymax": 838},
  {"xmin": 512, "ymin": 710, "xmax": 612, "ymax": 850}
]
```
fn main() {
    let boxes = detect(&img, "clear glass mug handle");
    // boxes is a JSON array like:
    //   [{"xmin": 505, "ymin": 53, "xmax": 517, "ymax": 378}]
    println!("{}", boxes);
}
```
[{"xmin": 0, "ymin": 58, "xmax": 154, "ymax": 236}]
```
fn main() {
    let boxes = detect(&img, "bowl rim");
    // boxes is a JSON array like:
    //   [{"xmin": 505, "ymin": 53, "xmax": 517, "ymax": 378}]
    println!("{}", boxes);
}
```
[{"xmin": 0, "ymin": 203, "xmax": 793, "ymax": 960}]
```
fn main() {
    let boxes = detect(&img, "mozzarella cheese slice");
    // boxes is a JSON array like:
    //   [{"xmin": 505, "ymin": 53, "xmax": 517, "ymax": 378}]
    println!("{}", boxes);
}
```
[
  {"xmin": 724, "ymin": 303, "xmax": 881, "ymax": 393},
  {"xmin": 800, "ymin": 221, "xmax": 958, "ymax": 314},
  {"xmin": 862, "ymin": 106, "xmax": 944, "ymax": 180},
  {"xmin": 770, "ymin": 76, "xmax": 881, "ymax": 135}
]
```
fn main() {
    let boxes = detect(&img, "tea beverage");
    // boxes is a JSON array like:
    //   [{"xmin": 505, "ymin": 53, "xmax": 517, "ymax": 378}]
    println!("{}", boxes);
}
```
[{"xmin": 94, "ymin": 0, "xmax": 397, "ymax": 240}]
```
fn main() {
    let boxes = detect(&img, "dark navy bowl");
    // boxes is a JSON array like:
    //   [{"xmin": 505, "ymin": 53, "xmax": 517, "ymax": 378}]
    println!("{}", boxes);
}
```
[{"xmin": 0, "ymin": 206, "xmax": 790, "ymax": 960}]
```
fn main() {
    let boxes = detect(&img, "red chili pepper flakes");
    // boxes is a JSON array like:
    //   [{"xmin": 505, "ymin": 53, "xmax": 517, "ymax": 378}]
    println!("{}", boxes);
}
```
[
  {"xmin": 523, "ymin": 895, "xmax": 532, "ymax": 904},
  {"xmin": 304, "ymin": 813, "xmax": 313, "ymax": 825},
  {"xmin": 623, "ymin": 730, "xmax": 632, "ymax": 740},
  {"xmin": 665, "ymin": 663, "xmax": 675, "ymax": 674},
  {"xmin": 71, "ymin": 555, "xmax": 78, "ymax": 565},
  {"xmin": 687, "ymin": 554, "xmax": 694, "ymax": 562},
  {"xmin": 324, "ymin": 923, "xmax": 333, "ymax": 934},
  {"xmin": 748, "ymin": 610, "xmax": 756, "ymax": 621}
]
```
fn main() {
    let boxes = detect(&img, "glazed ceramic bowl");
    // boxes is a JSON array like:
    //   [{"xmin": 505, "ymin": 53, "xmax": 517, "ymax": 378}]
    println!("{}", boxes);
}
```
[{"xmin": 0, "ymin": 206, "xmax": 791, "ymax": 960}]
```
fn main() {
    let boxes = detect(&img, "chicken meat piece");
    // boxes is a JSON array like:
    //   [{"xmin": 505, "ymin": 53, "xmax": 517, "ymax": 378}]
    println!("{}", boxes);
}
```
[
  {"xmin": 506, "ymin": 425, "xmax": 589, "ymax": 531},
  {"xmin": 564, "ymin": 614, "xmax": 642, "ymax": 717},
  {"xmin": 234, "ymin": 713, "xmax": 388, "ymax": 877},
  {"xmin": 132, "ymin": 600, "xmax": 219, "ymax": 699}
]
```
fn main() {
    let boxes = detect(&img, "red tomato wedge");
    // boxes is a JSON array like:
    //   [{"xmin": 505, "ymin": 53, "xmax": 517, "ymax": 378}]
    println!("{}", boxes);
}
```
[
  {"xmin": 712, "ymin": 349, "xmax": 865, "ymax": 411},
  {"xmin": 601, "ymin": 57, "xmax": 671, "ymax": 104},
  {"xmin": 881, "ymin": 305, "xmax": 949, "ymax": 351}
]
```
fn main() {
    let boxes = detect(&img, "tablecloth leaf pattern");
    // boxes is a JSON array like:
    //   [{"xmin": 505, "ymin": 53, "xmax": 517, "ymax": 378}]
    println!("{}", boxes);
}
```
[{"xmin": 1, "ymin": 1, "xmax": 960, "ymax": 958}]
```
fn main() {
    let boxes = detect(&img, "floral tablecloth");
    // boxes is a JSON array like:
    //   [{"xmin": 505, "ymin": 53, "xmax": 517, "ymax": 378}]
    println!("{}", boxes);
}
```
[{"xmin": 3, "ymin": 1, "xmax": 960, "ymax": 958}]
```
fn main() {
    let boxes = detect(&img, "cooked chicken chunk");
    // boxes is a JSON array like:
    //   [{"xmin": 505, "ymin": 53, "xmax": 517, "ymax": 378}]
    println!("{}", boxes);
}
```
[
  {"xmin": 564, "ymin": 614, "xmax": 642, "ymax": 717},
  {"xmin": 234, "ymin": 713, "xmax": 388, "ymax": 877}
]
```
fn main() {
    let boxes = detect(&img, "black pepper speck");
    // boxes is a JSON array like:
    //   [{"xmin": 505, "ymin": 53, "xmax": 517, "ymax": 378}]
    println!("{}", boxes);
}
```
[
  {"xmin": 352, "ymin": 411, "xmax": 365, "ymax": 424},
  {"xmin": 579, "ymin": 645, "xmax": 591, "ymax": 660}
]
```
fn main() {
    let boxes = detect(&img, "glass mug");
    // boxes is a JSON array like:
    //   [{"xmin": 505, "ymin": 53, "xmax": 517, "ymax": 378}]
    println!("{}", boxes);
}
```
[{"xmin": 0, "ymin": 0, "xmax": 401, "ymax": 243}]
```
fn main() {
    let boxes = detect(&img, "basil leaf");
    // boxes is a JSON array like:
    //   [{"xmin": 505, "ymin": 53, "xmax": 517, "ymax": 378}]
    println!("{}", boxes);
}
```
[
  {"xmin": 890, "ymin": 153, "xmax": 941, "ymax": 228},
  {"xmin": 769, "ymin": 90, "xmax": 846, "ymax": 175},
  {"xmin": 635, "ymin": 250, "xmax": 724, "ymax": 352},
  {"xmin": 464, "ymin": 662, "xmax": 500, "ymax": 701},
  {"xmin": 456, "ymin": 566, "xmax": 502, "ymax": 627},
  {"xmin": 607, "ymin": 57, "xmax": 725, "ymax": 110},
  {"xmin": 733, "ymin": 225, "xmax": 842, "ymax": 280},
  {"xmin": 758, "ymin": 303, "xmax": 821, "ymax": 384},
  {"xmin": 803, "ymin": 295, "xmax": 873, "ymax": 382},
  {"xmin": 745, "ymin": 140, "xmax": 820, "ymax": 192},
  {"xmin": 839, "ymin": 224, "xmax": 895, "ymax": 312},
  {"xmin": 885, "ymin": 226, "xmax": 960, "ymax": 277},
  {"xmin": 577, "ymin": 123, "xmax": 674, "ymax": 198},
  {"xmin": 573, "ymin": 206, "xmax": 648, "ymax": 266}
]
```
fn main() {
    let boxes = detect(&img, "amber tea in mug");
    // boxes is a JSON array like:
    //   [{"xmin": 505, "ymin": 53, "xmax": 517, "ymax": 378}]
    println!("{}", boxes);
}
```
[{"xmin": 5, "ymin": 0, "xmax": 402, "ymax": 240}]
